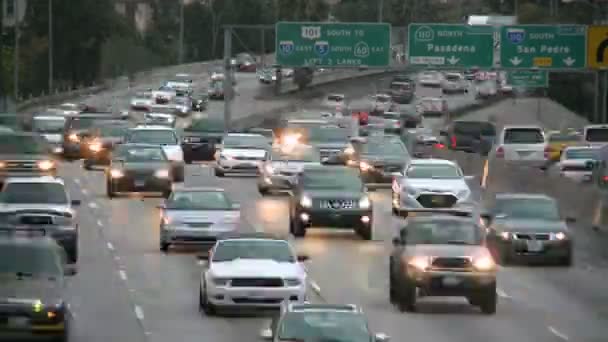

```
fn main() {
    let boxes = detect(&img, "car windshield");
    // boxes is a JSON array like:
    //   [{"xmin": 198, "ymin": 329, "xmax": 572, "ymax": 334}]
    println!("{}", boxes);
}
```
[
  {"xmin": 565, "ymin": 149, "xmax": 597, "ymax": 160},
  {"xmin": 1, "ymin": 183, "xmax": 68, "ymax": 204},
  {"xmin": 454, "ymin": 122, "xmax": 496, "ymax": 135},
  {"xmin": 549, "ymin": 133, "xmax": 579, "ymax": 142},
  {"xmin": 504, "ymin": 128, "xmax": 544, "ymax": 144},
  {"xmin": 120, "ymin": 147, "xmax": 166, "ymax": 162},
  {"xmin": 0, "ymin": 246, "xmax": 62, "ymax": 278},
  {"xmin": 212, "ymin": 240, "xmax": 294, "ymax": 263},
  {"xmin": 98, "ymin": 125, "xmax": 129, "ymax": 137},
  {"xmin": 166, "ymin": 191, "xmax": 232, "ymax": 210},
  {"xmin": 271, "ymin": 148, "xmax": 319, "ymax": 162},
  {"xmin": 494, "ymin": 198, "xmax": 560, "ymax": 221},
  {"xmin": 406, "ymin": 164, "xmax": 462, "ymax": 179},
  {"xmin": 301, "ymin": 169, "xmax": 362, "ymax": 190},
  {"xmin": 188, "ymin": 120, "xmax": 224, "ymax": 133},
  {"xmin": 32, "ymin": 118, "xmax": 66, "ymax": 133},
  {"xmin": 375, "ymin": 96, "xmax": 390, "ymax": 102},
  {"xmin": 390, "ymin": 82, "xmax": 411, "ymax": 90},
  {"xmin": 405, "ymin": 220, "xmax": 481, "ymax": 245},
  {"xmin": 446, "ymin": 74, "xmax": 461, "ymax": 81},
  {"xmin": 361, "ymin": 140, "xmax": 408, "ymax": 157},
  {"xmin": 0, "ymin": 135, "xmax": 48, "ymax": 154},
  {"xmin": 308, "ymin": 127, "xmax": 350, "ymax": 143},
  {"xmin": 223, "ymin": 135, "xmax": 268, "ymax": 148},
  {"xmin": 127, "ymin": 130, "xmax": 177, "ymax": 144},
  {"xmin": 0, "ymin": 115, "xmax": 18, "ymax": 127},
  {"xmin": 585, "ymin": 128, "xmax": 608, "ymax": 142},
  {"xmin": 278, "ymin": 311, "xmax": 370, "ymax": 342}
]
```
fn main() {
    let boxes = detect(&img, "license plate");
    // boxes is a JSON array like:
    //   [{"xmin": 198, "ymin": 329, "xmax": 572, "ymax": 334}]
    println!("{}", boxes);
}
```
[
  {"xmin": 134, "ymin": 180, "xmax": 145, "ymax": 187},
  {"xmin": 8, "ymin": 317, "xmax": 29, "ymax": 327},
  {"xmin": 246, "ymin": 291, "xmax": 264, "ymax": 298},
  {"xmin": 526, "ymin": 240, "xmax": 544, "ymax": 252},
  {"xmin": 442, "ymin": 276, "xmax": 462, "ymax": 287},
  {"xmin": 517, "ymin": 151, "xmax": 534, "ymax": 158}
]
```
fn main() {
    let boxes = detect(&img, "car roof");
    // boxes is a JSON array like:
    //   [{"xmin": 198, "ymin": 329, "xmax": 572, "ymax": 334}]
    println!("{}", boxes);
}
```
[
  {"xmin": 217, "ymin": 232, "xmax": 287, "ymax": 241},
  {"xmin": 4, "ymin": 176, "xmax": 64, "ymax": 185},
  {"xmin": 33, "ymin": 116, "xmax": 65, "ymax": 121},
  {"xmin": 409, "ymin": 158, "xmax": 457, "ymax": 166},
  {"xmin": 495, "ymin": 193, "xmax": 554, "ymax": 201},
  {"xmin": 503, "ymin": 124, "xmax": 543, "ymax": 130},
  {"xmin": 285, "ymin": 303, "xmax": 361, "ymax": 313}
]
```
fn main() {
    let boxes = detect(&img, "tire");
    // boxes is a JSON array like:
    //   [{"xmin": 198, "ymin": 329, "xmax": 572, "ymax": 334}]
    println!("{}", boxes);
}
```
[
  {"xmin": 162, "ymin": 189, "xmax": 172, "ymax": 199},
  {"xmin": 397, "ymin": 278, "xmax": 416, "ymax": 312},
  {"xmin": 160, "ymin": 242, "xmax": 169, "ymax": 252},
  {"xmin": 174, "ymin": 167, "xmax": 185, "ymax": 182},
  {"xmin": 258, "ymin": 186, "xmax": 269, "ymax": 196},
  {"xmin": 291, "ymin": 218, "xmax": 306, "ymax": 238},
  {"xmin": 560, "ymin": 252, "xmax": 573, "ymax": 266},
  {"xmin": 83, "ymin": 160, "xmax": 93, "ymax": 170},
  {"xmin": 67, "ymin": 245, "xmax": 78, "ymax": 264},
  {"xmin": 479, "ymin": 284, "xmax": 497, "ymax": 315},
  {"xmin": 106, "ymin": 180, "xmax": 115, "ymax": 198},
  {"xmin": 199, "ymin": 283, "xmax": 216, "ymax": 315},
  {"xmin": 214, "ymin": 168, "xmax": 225, "ymax": 177},
  {"xmin": 358, "ymin": 224, "xmax": 372, "ymax": 241}
]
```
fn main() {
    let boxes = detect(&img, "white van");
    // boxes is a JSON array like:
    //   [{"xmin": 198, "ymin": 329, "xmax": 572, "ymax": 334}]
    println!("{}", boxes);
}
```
[{"xmin": 582, "ymin": 124, "xmax": 608, "ymax": 146}]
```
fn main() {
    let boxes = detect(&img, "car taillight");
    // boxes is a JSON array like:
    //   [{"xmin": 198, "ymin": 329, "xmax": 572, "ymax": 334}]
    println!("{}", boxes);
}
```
[
  {"xmin": 544, "ymin": 146, "xmax": 553, "ymax": 159},
  {"xmin": 395, "ymin": 121, "xmax": 401, "ymax": 127},
  {"xmin": 495, "ymin": 146, "xmax": 504, "ymax": 158},
  {"xmin": 451, "ymin": 136, "xmax": 457, "ymax": 148},
  {"xmin": 603, "ymin": 175, "xmax": 608, "ymax": 182},
  {"xmin": 435, "ymin": 143, "xmax": 445, "ymax": 149}
]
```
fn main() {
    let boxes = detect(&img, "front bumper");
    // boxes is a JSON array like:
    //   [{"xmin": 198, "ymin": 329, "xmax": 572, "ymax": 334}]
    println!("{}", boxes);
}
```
[
  {"xmin": 407, "ymin": 269, "xmax": 496, "ymax": 296},
  {"xmin": 0, "ymin": 305, "xmax": 67, "ymax": 337},
  {"xmin": 393, "ymin": 192, "xmax": 465, "ymax": 211},
  {"xmin": 216, "ymin": 160, "xmax": 262, "ymax": 174},
  {"xmin": 561, "ymin": 171, "xmax": 592, "ymax": 182},
  {"xmin": 498, "ymin": 239, "xmax": 571, "ymax": 262},
  {"xmin": 296, "ymin": 207, "xmax": 372, "ymax": 228},
  {"xmin": 207, "ymin": 284, "xmax": 305, "ymax": 308},
  {"xmin": 258, "ymin": 172, "xmax": 298, "ymax": 190},
  {"xmin": 0, "ymin": 169, "xmax": 57, "ymax": 182},
  {"xmin": 161, "ymin": 224, "xmax": 237, "ymax": 246},
  {"xmin": 109, "ymin": 175, "xmax": 172, "ymax": 192}
]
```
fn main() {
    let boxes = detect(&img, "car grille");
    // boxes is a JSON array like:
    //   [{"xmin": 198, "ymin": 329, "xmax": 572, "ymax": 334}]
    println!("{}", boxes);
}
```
[
  {"xmin": 2, "ymin": 160, "xmax": 39, "ymax": 172},
  {"xmin": 232, "ymin": 298, "xmax": 284, "ymax": 304},
  {"xmin": 18, "ymin": 215, "xmax": 54, "ymax": 225},
  {"xmin": 319, "ymin": 199, "xmax": 356, "ymax": 210},
  {"xmin": 513, "ymin": 233, "xmax": 550, "ymax": 241},
  {"xmin": 416, "ymin": 194, "xmax": 458, "ymax": 208},
  {"xmin": 319, "ymin": 149, "xmax": 341, "ymax": 158},
  {"xmin": 230, "ymin": 278, "xmax": 284, "ymax": 287},
  {"xmin": 380, "ymin": 164, "xmax": 402, "ymax": 173},
  {"xmin": 561, "ymin": 165, "xmax": 591, "ymax": 172},
  {"xmin": 233, "ymin": 156, "xmax": 262, "ymax": 161},
  {"xmin": 124, "ymin": 169, "xmax": 154, "ymax": 178},
  {"xmin": 431, "ymin": 257, "xmax": 472, "ymax": 269},
  {"xmin": 232, "ymin": 164, "xmax": 258, "ymax": 170},
  {"xmin": 184, "ymin": 222, "xmax": 212, "ymax": 228}
]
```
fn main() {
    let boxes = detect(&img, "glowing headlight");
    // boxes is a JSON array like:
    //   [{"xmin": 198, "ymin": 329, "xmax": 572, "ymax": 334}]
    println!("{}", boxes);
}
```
[
  {"xmin": 500, "ymin": 231, "xmax": 511, "ymax": 240},
  {"xmin": 37, "ymin": 160, "xmax": 55, "ymax": 171},
  {"xmin": 89, "ymin": 142, "xmax": 103, "ymax": 152},
  {"xmin": 359, "ymin": 196, "xmax": 371, "ymax": 209},
  {"xmin": 283, "ymin": 134, "xmax": 301, "ymax": 146},
  {"xmin": 553, "ymin": 232, "xmax": 567, "ymax": 240},
  {"xmin": 155, "ymin": 169, "xmax": 170, "ymax": 178},
  {"xmin": 408, "ymin": 256, "xmax": 430, "ymax": 270},
  {"xmin": 359, "ymin": 161, "xmax": 373, "ymax": 172},
  {"xmin": 161, "ymin": 216, "xmax": 172, "ymax": 225},
  {"xmin": 264, "ymin": 164, "xmax": 275, "ymax": 174},
  {"xmin": 473, "ymin": 256, "xmax": 495, "ymax": 271},
  {"xmin": 344, "ymin": 146, "xmax": 355, "ymax": 155},
  {"xmin": 300, "ymin": 195, "xmax": 312, "ymax": 208},
  {"xmin": 68, "ymin": 133, "xmax": 80, "ymax": 142},
  {"xmin": 110, "ymin": 169, "xmax": 124, "ymax": 178},
  {"xmin": 211, "ymin": 277, "xmax": 230, "ymax": 286},
  {"xmin": 284, "ymin": 278, "xmax": 302, "ymax": 286},
  {"xmin": 0, "ymin": 161, "xmax": 6, "ymax": 168}
]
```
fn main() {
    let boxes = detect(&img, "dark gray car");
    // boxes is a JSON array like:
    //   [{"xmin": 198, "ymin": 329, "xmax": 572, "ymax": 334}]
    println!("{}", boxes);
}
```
[{"xmin": 0, "ymin": 133, "xmax": 57, "ymax": 184}]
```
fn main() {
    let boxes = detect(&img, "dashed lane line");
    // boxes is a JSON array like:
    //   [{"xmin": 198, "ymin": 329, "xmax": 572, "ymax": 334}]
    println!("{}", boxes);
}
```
[
  {"xmin": 107, "ymin": 242, "xmax": 115, "ymax": 251},
  {"xmin": 496, "ymin": 288, "xmax": 512, "ymax": 299},
  {"xmin": 74, "ymin": 178, "xmax": 81, "ymax": 185},
  {"xmin": 309, "ymin": 281, "xmax": 322, "ymax": 295},
  {"xmin": 88, "ymin": 202, "xmax": 98, "ymax": 209},
  {"xmin": 96, "ymin": 220, "xmax": 103, "ymax": 227},
  {"xmin": 118, "ymin": 270, "xmax": 128, "ymax": 281},
  {"xmin": 134, "ymin": 305, "xmax": 145, "ymax": 321},
  {"xmin": 548, "ymin": 326, "xmax": 569, "ymax": 340}
]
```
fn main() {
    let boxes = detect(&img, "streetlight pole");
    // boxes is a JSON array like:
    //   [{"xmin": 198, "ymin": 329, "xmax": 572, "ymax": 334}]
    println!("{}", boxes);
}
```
[
  {"xmin": 377, "ymin": 0, "xmax": 384, "ymax": 22},
  {"xmin": 178, "ymin": 0, "xmax": 185, "ymax": 64},
  {"xmin": 13, "ymin": 0, "xmax": 20, "ymax": 101},
  {"xmin": 48, "ymin": 0, "xmax": 53, "ymax": 93}
]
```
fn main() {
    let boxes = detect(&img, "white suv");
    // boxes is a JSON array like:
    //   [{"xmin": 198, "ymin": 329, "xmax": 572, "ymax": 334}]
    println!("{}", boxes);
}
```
[{"xmin": 492, "ymin": 125, "xmax": 547, "ymax": 168}]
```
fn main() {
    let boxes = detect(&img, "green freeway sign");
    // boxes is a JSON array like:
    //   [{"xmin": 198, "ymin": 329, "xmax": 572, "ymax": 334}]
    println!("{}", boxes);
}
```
[
  {"xmin": 500, "ymin": 25, "xmax": 586, "ymax": 69},
  {"xmin": 275, "ymin": 22, "xmax": 391, "ymax": 68},
  {"xmin": 507, "ymin": 70, "xmax": 548, "ymax": 88},
  {"xmin": 407, "ymin": 24, "xmax": 494, "ymax": 68}
]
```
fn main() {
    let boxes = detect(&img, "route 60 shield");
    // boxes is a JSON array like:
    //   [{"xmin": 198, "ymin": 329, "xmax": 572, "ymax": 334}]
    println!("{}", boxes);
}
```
[
  {"xmin": 279, "ymin": 41, "xmax": 295, "ymax": 56},
  {"xmin": 314, "ymin": 41, "xmax": 330, "ymax": 56},
  {"xmin": 506, "ymin": 29, "xmax": 525, "ymax": 44}
]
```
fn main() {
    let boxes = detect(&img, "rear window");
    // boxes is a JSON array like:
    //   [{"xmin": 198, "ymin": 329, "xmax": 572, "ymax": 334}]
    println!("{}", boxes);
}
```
[
  {"xmin": 68, "ymin": 117, "xmax": 108, "ymax": 130},
  {"xmin": 503, "ymin": 128, "xmax": 544, "ymax": 144},
  {"xmin": 454, "ymin": 122, "xmax": 495, "ymax": 135},
  {"xmin": 549, "ymin": 133, "xmax": 579, "ymax": 142},
  {"xmin": 390, "ymin": 82, "xmax": 410, "ymax": 91},
  {"xmin": 327, "ymin": 95, "xmax": 344, "ymax": 102},
  {"xmin": 585, "ymin": 128, "xmax": 608, "ymax": 142}
]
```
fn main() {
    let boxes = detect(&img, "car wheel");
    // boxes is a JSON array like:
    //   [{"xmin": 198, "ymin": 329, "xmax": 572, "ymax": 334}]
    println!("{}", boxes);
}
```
[
  {"xmin": 358, "ymin": 223, "xmax": 372, "ymax": 241},
  {"xmin": 83, "ymin": 160, "xmax": 93, "ymax": 171},
  {"xmin": 397, "ymin": 278, "xmax": 416, "ymax": 312},
  {"xmin": 214, "ymin": 168, "xmax": 225, "ymax": 177},
  {"xmin": 199, "ymin": 283, "xmax": 215, "ymax": 315},
  {"xmin": 106, "ymin": 180, "xmax": 115, "ymax": 198},
  {"xmin": 292, "ymin": 218, "xmax": 306, "ymax": 238},
  {"xmin": 258, "ymin": 186, "xmax": 269, "ymax": 196},
  {"xmin": 479, "ymin": 283, "xmax": 497, "ymax": 315},
  {"xmin": 560, "ymin": 252, "xmax": 573, "ymax": 266},
  {"xmin": 174, "ymin": 167, "xmax": 185, "ymax": 182},
  {"xmin": 160, "ymin": 242, "xmax": 169, "ymax": 252}
]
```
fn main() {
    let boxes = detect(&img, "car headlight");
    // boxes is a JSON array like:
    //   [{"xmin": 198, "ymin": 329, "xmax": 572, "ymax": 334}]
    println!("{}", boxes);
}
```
[
  {"xmin": 552, "ymin": 232, "xmax": 567, "ymax": 240},
  {"xmin": 110, "ymin": 169, "xmax": 124, "ymax": 178},
  {"xmin": 359, "ymin": 161, "xmax": 373, "ymax": 172},
  {"xmin": 344, "ymin": 146, "xmax": 355, "ymax": 155},
  {"xmin": 300, "ymin": 195, "xmax": 312, "ymax": 208},
  {"xmin": 155, "ymin": 169, "xmax": 170, "ymax": 178},
  {"xmin": 500, "ymin": 231, "xmax": 511, "ymax": 240},
  {"xmin": 68, "ymin": 133, "xmax": 80, "ymax": 142},
  {"xmin": 37, "ymin": 160, "xmax": 55, "ymax": 171},
  {"xmin": 473, "ymin": 256, "xmax": 496, "ymax": 271},
  {"xmin": 264, "ymin": 164, "xmax": 275, "ymax": 174},
  {"xmin": 161, "ymin": 216, "xmax": 172, "ymax": 226},
  {"xmin": 284, "ymin": 278, "xmax": 302, "ymax": 287},
  {"xmin": 457, "ymin": 189, "xmax": 470, "ymax": 199},
  {"xmin": 359, "ymin": 196, "xmax": 371, "ymax": 209},
  {"xmin": 282, "ymin": 134, "xmax": 301, "ymax": 146},
  {"xmin": 211, "ymin": 277, "xmax": 230, "ymax": 286},
  {"xmin": 408, "ymin": 256, "xmax": 430, "ymax": 271},
  {"xmin": 89, "ymin": 142, "xmax": 103, "ymax": 152},
  {"xmin": 0, "ymin": 161, "xmax": 6, "ymax": 168}
]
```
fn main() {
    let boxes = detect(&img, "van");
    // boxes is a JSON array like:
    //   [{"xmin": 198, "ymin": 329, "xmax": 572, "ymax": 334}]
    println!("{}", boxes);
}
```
[{"xmin": 582, "ymin": 124, "xmax": 608, "ymax": 146}]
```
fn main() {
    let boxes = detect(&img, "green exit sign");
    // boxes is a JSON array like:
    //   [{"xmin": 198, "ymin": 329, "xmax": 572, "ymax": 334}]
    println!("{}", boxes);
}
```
[
  {"xmin": 507, "ymin": 70, "xmax": 548, "ymax": 88},
  {"xmin": 275, "ymin": 22, "xmax": 391, "ymax": 68}
]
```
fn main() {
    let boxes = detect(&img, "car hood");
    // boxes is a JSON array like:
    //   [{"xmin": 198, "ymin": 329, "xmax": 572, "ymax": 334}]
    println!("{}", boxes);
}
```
[
  {"xmin": 405, "ymin": 244, "xmax": 488, "ymax": 258},
  {"xmin": 304, "ymin": 189, "xmax": 363, "ymax": 199},
  {"xmin": 121, "ymin": 161, "xmax": 170, "ymax": 171},
  {"xmin": 0, "ymin": 203, "xmax": 72, "ymax": 215},
  {"xmin": 312, "ymin": 142, "xmax": 348, "ymax": 150},
  {"xmin": 164, "ymin": 209, "xmax": 239, "ymax": 224},
  {"xmin": 271, "ymin": 161, "xmax": 320, "ymax": 173},
  {"xmin": 494, "ymin": 218, "xmax": 568, "ymax": 232},
  {"xmin": 40, "ymin": 134, "xmax": 62, "ymax": 144},
  {"xmin": 403, "ymin": 178, "xmax": 468, "ymax": 192},
  {"xmin": 210, "ymin": 259, "xmax": 304, "ymax": 279},
  {"xmin": 0, "ymin": 277, "xmax": 63, "ymax": 304},
  {"xmin": 0, "ymin": 153, "xmax": 50, "ymax": 161},
  {"xmin": 221, "ymin": 148, "xmax": 267, "ymax": 159}
]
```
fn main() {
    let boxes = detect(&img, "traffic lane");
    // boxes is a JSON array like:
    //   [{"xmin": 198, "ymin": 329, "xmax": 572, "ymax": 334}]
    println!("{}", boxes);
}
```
[
  {"xmin": 58, "ymin": 163, "xmax": 149, "ymax": 342},
  {"xmin": 247, "ymin": 188, "xmax": 562, "ymax": 342},
  {"xmin": 415, "ymin": 82, "xmax": 477, "ymax": 111},
  {"xmin": 64, "ymin": 163, "xmax": 275, "ymax": 342}
]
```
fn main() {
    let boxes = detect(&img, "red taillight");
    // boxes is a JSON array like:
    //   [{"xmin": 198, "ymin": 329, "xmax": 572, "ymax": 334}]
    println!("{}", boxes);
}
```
[
  {"xmin": 451, "ymin": 136, "xmax": 457, "ymax": 148},
  {"xmin": 603, "ymin": 175, "xmax": 608, "ymax": 182},
  {"xmin": 435, "ymin": 143, "xmax": 445, "ymax": 149},
  {"xmin": 544, "ymin": 146, "xmax": 553, "ymax": 159},
  {"xmin": 495, "ymin": 146, "xmax": 504, "ymax": 158},
  {"xmin": 394, "ymin": 121, "xmax": 401, "ymax": 127}
]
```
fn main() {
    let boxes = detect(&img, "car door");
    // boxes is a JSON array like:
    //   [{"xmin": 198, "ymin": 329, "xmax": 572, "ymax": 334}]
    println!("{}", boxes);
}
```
[{"xmin": 160, "ymin": 130, "xmax": 184, "ymax": 162}]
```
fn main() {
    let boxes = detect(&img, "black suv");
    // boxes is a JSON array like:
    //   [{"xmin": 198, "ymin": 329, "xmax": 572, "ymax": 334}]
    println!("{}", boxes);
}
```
[
  {"xmin": 62, "ymin": 113, "xmax": 123, "ymax": 159},
  {"xmin": 440, "ymin": 120, "xmax": 496, "ymax": 155},
  {"xmin": 82, "ymin": 121, "xmax": 132, "ymax": 170},
  {"xmin": 264, "ymin": 302, "xmax": 390, "ymax": 342},
  {"xmin": 289, "ymin": 165, "xmax": 373, "ymax": 240},
  {"xmin": 0, "ymin": 228, "xmax": 74, "ymax": 341},
  {"xmin": 0, "ymin": 133, "xmax": 57, "ymax": 184},
  {"xmin": 181, "ymin": 118, "xmax": 225, "ymax": 162},
  {"xmin": 389, "ymin": 209, "xmax": 497, "ymax": 314}
]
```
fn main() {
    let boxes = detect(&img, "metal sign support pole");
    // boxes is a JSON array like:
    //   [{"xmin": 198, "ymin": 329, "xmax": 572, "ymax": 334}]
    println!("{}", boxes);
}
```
[
  {"xmin": 223, "ymin": 27, "xmax": 233, "ymax": 134},
  {"xmin": 595, "ymin": 71, "xmax": 600, "ymax": 123},
  {"xmin": 603, "ymin": 70, "xmax": 608, "ymax": 123}
]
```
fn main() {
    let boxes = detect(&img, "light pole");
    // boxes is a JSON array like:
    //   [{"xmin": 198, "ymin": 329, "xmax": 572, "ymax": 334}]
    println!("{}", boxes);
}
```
[
  {"xmin": 13, "ymin": 0, "xmax": 20, "ymax": 101},
  {"xmin": 178, "ymin": 0, "xmax": 185, "ymax": 64},
  {"xmin": 377, "ymin": 0, "xmax": 384, "ymax": 22},
  {"xmin": 48, "ymin": 0, "xmax": 53, "ymax": 93}
]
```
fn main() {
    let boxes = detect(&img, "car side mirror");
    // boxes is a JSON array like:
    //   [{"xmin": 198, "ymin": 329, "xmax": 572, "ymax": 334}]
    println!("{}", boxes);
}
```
[
  {"xmin": 375, "ymin": 333, "xmax": 391, "ymax": 342},
  {"xmin": 70, "ymin": 200, "xmax": 81, "ymax": 206},
  {"xmin": 297, "ymin": 254, "xmax": 309, "ymax": 262}
]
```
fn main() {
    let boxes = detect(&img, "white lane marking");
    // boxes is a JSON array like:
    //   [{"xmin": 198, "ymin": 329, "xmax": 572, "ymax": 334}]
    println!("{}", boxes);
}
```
[
  {"xmin": 309, "ymin": 281, "xmax": 322, "ymax": 295},
  {"xmin": 81, "ymin": 189, "xmax": 89, "ymax": 195},
  {"xmin": 114, "ymin": 255, "xmax": 121, "ymax": 261},
  {"xmin": 496, "ymin": 288, "xmax": 511, "ymax": 299},
  {"xmin": 548, "ymin": 326, "xmax": 569, "ymax": 340},
  {"xmin": 88, "ymin": 202, "xmax": 98, "ymax": 209},
  {"xmin": 74, "ymin": 178, "xmax": 81, "ymax": 185},
  {"xmin": 96, "ymin": 220, "xmax": 103, "ymax": 227},
  {"xmin": 197, "ymin": 259, "xmax": 206, "ymax": 265},
  {"xmin": 118, "ymin": 270, "xmax": 127, "ymax": 281},
  {"xmin": 134, "ymin": 305, "xmax": 145, "ymax": 321},
  {"xmin": 107, "ymin": 242, "xmax": 114, "ymax": 251}
]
